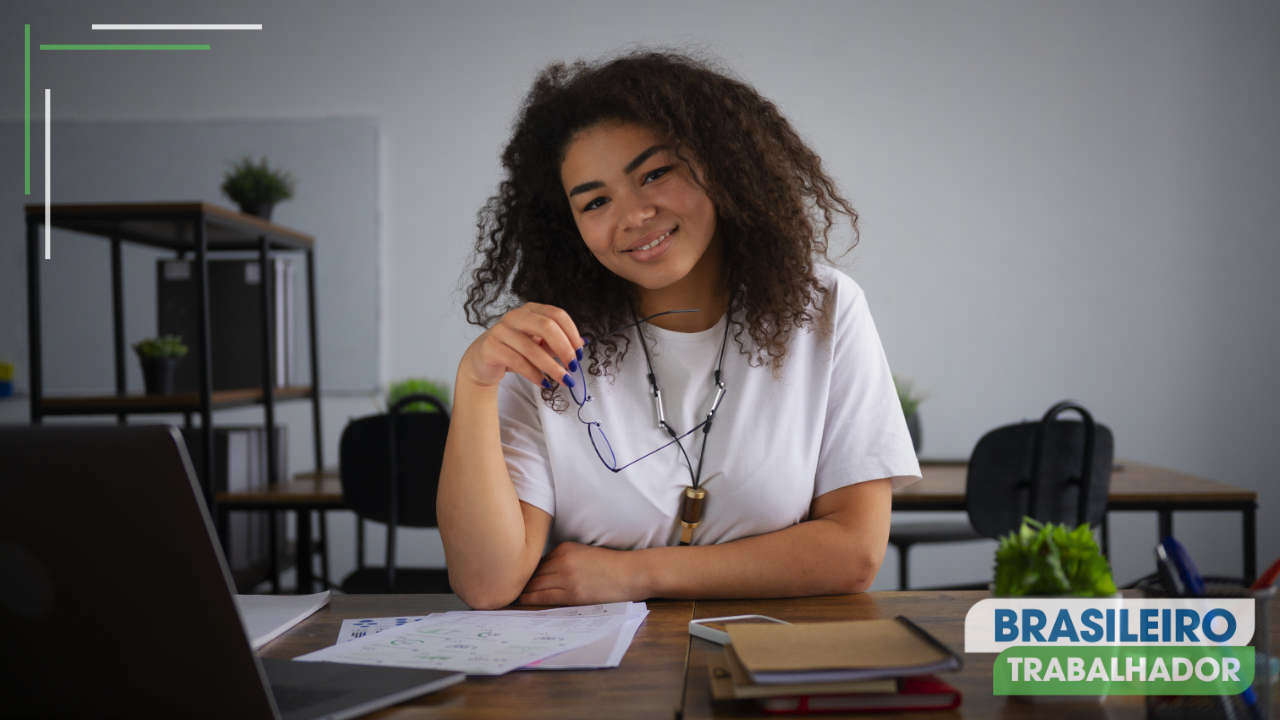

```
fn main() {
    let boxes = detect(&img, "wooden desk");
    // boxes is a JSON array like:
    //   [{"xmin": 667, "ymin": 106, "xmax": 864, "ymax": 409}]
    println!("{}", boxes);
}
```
[
  {"xmin": 261, "ymin": 593, "xmax": 692, "ymax": 719},
  {"xmin": 225, "ymin": 459, "xmax": 1261, "ymax": 592},
  {"xmin": 899, "ymin": 461, "xmax": 1260, "ymax": 581},
  {"xmin": 262, "ymin": 591, "xmax": 1279, "ymax": 718}
]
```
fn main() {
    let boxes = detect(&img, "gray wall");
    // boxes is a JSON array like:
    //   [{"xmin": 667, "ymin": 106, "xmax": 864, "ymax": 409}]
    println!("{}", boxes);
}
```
[
  {"xmin": 0, "ymin": 118, "xmax": 379, "ymax": 393},
  {"xmin": 2, "ymin": 0, "xmax": 1277, "ymax": 591}
]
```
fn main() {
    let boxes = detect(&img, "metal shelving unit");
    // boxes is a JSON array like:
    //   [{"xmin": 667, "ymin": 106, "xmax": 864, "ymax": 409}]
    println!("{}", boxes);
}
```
[{"xmin": 24, "ymin": 202, "xmax": 324, "ymax": 520}]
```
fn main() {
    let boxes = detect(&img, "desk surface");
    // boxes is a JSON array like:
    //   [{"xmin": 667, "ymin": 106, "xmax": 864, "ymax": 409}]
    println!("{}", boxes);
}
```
[
  {"xmin": 220, "ymin": 461, "xmax": 1255, "ymax": 509},
  {"xmin": 262, "ymin": 594, "xmax": 690, "ymax": 719},
  {"xmin": 896, "ymin": 460, "xmax": 1256, "ymax": 508},
  {"xmin": 260, "ymin": 591, "xmax": 1278, "ymax": 719}
]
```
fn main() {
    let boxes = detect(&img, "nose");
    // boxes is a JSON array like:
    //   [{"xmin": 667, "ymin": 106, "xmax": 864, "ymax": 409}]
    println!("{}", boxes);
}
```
[{"xmin": 618, "ymin": 187, "xmax": 657, "ymax": 229}]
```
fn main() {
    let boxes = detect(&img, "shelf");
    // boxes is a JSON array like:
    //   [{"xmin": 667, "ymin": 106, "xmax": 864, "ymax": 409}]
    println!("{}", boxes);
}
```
[
  {"xmin": 40, "ymin": 385, "xmax": 314, "ymax": 415},
  {"xmin": 218, "ymin": 475, "xmax": 344, "ymax": 508},
  {"xmin": 24, "ymin": 201, "xmax": 314, "ymax": 251}
]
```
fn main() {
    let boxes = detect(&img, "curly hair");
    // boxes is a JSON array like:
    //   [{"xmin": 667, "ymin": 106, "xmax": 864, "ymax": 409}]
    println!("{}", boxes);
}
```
[{"xmin": 464, "ymin": 50, "xmax": 859, "ymax": 406}]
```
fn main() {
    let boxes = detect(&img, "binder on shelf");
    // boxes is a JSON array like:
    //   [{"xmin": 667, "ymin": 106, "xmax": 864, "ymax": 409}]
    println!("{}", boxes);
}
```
[{"xmin": 158, "ymin": 258, "xmax": 296, "ymax": 393}]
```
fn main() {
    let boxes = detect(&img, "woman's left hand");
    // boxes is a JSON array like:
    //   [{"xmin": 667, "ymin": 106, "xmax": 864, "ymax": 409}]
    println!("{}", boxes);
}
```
[{"xmin": 518, "ymin": 541, "xmax": 648, "ymax": 605}]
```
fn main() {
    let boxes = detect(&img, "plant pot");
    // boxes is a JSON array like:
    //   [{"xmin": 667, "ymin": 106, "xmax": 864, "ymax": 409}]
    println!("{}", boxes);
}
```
[
  {"xmin": 238, "ymin": 201, "xmax": 275, "ymax": 220},
  {"xmin": 905, "ymin": 412, "xmax": 922, "ymax": 452},
  {"xmin": 138, "ymin": 355, "xmax": 181, "ymax": 395},
  {"xmin": 994, "ymin": 590, "xmax": 1123, "ymax": 705}
]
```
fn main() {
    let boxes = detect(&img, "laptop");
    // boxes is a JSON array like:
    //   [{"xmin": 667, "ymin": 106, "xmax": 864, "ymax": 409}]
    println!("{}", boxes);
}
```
[{"xmin": 0, "ymin": 424, "xmax": 464, "ymax": 719}]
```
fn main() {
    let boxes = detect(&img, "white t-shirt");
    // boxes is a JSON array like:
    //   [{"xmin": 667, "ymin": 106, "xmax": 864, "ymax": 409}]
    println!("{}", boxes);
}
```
[{"xmin": 497, "ymin": 264, "xmax": 921, "ymax": 550}]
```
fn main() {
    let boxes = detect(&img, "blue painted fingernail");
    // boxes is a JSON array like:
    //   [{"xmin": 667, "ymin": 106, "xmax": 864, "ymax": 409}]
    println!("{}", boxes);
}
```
[
  {"xmin": 582, "ymin": 335, "xmax": 591, "ymax": 346},
  {"xmin": 575, "ymin": 346, "xmax": 583, "ymax": 360},
  {"xmin": 568, "ymin": 359, "xmax": 579, "ymax": 373},
  {"xmin": 540, "ymin": 378, "xmax": 552, "ymax": 390},
  {"xmin": 562, "ymin": 374, "xmax": 575, "ymax": 388}
]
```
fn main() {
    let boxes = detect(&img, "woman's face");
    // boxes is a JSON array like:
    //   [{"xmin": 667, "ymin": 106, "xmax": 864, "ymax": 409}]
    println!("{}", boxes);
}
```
[{"xmin": 559, "ymin": 121, "xmax": 718, "ymax": 293}]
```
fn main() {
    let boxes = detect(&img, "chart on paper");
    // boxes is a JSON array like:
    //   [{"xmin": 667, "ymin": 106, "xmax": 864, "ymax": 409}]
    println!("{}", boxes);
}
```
[
  {"xmin": 301, "ymin": 607, "xmax": 637, "ymax": 675},
  {"xmin": 334, "ymin": 602, "xmax": 649, "ymax": 670}
]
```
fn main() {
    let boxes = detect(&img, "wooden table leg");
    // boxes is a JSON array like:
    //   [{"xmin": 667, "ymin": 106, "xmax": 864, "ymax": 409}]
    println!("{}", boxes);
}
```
[
  {"xmin": 269, "ymin": 510, "xmax": 280, "ymax": 594},
  {"xmin": 1099, "ymin": 513, "xmax": 1110, "ymax": 558},
  {"xmin": 216, "ymin": 504, "xmax": 230, "ymax": 564},
  {"xmin": 296, "ymin": 509, "xmax": 313, "ymax": 594},
  {"xmin": 319, "ymin": 510, "xmax": 330, "ymax": 590}
]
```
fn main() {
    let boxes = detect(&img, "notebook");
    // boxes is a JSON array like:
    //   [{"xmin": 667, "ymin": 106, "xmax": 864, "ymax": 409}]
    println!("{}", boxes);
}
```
[
  {"xmin": 756, "ymin": 675, "xmax": 962, "ymax": 714},
  {"xmin": 725, "ymin": 616, "xmax": 962, "ymax": 684},
  {"xmin": 236, "ymin": 592, "xmax": 332, "ymax": 650},
  {"xmin": 709, "ymin": 648, "xmax": 898, "ymax": 699}
]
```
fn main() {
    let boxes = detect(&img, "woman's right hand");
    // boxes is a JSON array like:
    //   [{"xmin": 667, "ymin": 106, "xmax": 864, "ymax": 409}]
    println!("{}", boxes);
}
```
[{"xmin": 458, "ymin": 303, "xmax": 585, "ymax": 390}]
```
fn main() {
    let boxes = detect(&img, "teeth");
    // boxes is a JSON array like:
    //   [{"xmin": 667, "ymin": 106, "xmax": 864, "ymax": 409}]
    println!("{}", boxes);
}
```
[{"xmin": 635, "ymin": 230, "xmax": 671, "ymax": 252}]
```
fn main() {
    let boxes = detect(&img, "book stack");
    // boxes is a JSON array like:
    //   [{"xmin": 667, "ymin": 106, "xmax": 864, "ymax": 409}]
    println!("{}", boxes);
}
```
[
  {"xmin": 709, "ymin": 617, "xmax": 963, "ymax": 714},
  {"xmin": 157, "ymin": 258, "xmax": 297, "ymax": 393}
]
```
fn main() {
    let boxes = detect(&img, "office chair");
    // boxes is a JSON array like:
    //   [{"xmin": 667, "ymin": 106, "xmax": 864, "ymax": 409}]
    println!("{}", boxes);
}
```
[
  {"xmin": 339, "ymin": 393, "xmax": 453, "ymax": 593},
  {"xmin": 889, "ymin": 401, "xmax": 1114, "ymax": 590}
]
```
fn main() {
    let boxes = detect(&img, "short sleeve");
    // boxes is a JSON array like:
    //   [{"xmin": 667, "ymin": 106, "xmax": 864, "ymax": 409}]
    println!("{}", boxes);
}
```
[
  {"xmin": 496, "ymin": 373, "xmax": 556, "ymax": 516},
  {"xmin": 814, "ymin": 271, "xmax": 923, "ymax": 496}
]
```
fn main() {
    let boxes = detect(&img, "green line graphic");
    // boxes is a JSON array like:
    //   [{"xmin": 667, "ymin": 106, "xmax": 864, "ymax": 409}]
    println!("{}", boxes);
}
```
[
  {"xmin": 39, "ymin": 44, "xmax": 210, "ymax": 51},
  {"xmin": 24, "ymin": 24, "xmax": 30, "ymax": 196}
]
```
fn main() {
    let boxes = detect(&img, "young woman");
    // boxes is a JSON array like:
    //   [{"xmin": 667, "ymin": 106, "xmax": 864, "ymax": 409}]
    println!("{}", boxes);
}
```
[{"xmin": 438, "ymin": 51, "xmax": 920, "ymax": 610}]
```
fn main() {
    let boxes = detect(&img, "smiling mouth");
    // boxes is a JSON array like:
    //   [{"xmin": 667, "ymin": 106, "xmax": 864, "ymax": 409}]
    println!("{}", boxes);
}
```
[{"xmin": 624, "ymin": 226, "xmax": 678, "ymax": 252}]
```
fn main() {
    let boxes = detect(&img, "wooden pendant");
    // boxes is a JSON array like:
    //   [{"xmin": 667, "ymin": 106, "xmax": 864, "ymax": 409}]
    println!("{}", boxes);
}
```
[{"xmin": 679, "ymin": 486, "xmax": 708, "ymax": 544}]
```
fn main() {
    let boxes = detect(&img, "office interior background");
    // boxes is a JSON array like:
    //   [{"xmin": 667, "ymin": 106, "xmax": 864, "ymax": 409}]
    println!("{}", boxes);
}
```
[{"xmin": 2, "ymin": 1, "xmax": 1277, "ymax": 592}]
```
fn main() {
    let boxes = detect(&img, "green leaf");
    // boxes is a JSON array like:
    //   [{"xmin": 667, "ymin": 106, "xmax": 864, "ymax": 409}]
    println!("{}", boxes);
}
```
[
  {"xmin": 992, "ymin": 516, "xmax": 1116, "ymax": 597},
  {"xmin": 221, "ymin": 155, "xmax": 296, "ymax": 207},
  {"xmin": 386, "ymin": 377, "xmax": 451, "ymax": 413},
  {"xmin": 132, "ymin": 334, "xmax": 188, "ymax": 358}
]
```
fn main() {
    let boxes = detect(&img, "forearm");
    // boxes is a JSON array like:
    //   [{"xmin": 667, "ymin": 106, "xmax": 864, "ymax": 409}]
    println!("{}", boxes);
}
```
[
  {"xmin": 636, "ymin": 515, "xmax": 885, "ymax": 599},
  {"xmin": 437, "ymin": 376, "xmax": 538, "ymax": 608}
]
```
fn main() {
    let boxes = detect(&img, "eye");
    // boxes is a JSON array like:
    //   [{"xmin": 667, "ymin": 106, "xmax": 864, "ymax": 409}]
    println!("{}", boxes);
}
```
[
  {"xmin": 582, "ymin": 196, "xmax": 608, "ymax": 212},
  {"xmin": 642, "ymin": 166, "xmax": 672, "ymax": 184}
]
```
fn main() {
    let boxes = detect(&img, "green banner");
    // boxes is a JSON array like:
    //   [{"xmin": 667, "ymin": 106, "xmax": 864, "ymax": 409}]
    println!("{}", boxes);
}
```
[{"xmin": 994, "ymin": 646, "xmax": 1254, "ymax": 695}]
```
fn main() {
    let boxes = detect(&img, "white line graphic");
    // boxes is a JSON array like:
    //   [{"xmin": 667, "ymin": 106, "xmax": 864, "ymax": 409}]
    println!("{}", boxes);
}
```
[
  {"xmin": 91, "ymin": 24, "xmax": 262, "ymax": 30},
  {"xmin": 44, "ymin": 88, "xmax": 50, "ymax": 260}
]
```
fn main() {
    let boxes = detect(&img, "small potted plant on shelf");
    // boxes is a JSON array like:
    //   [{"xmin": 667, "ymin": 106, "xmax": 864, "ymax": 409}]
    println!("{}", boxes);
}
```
[
  {"xmin": 220, "ymin": 155, "xmax": 296, "ymax": 220},
  {"xmin": 894, "ymin": 374, "xmax": 925, "ymax": 452},
  {"xmin": 385, "ymin": 378, "xmax": 451, "ymax": 413},
  {"xmin": 133, "ymin": 335, "xmax": 188, "ymax": 396}
]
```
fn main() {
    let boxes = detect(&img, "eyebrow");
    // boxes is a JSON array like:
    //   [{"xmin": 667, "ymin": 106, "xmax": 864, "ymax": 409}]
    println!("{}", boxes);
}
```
[{"xmin": 567, "ymin": 144, "xmax": 670, "ymax": 197}]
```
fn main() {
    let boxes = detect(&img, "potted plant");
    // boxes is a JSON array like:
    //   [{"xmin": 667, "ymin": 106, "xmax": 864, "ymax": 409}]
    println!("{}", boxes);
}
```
[
  {"xmin": 385, "ymin": 378, "xmax": 451, "ymax": 414},
  {"xmin": 220, "ymin": 155, "xmax": 295, "ymax": 220},
  {"xmin": 993, "ymin": 517, "xmax": 1117, "ymax": 598},
  {"xmin": 993, "ymin": 517, "xmax": 1119, "ymax": 702},
  {"xmin": 133, "ymin": 335, "xmax": 188, "ymax": 395},
  {"xmin": 894, "ymin": 374, "xmax": 925, "ymax": 452}
]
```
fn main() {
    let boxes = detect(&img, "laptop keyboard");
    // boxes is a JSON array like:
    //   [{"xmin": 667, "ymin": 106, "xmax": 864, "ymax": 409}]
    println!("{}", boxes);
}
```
[{"xmin": 271, "ymin": 684, "xmax": 350, "ymax": 711}]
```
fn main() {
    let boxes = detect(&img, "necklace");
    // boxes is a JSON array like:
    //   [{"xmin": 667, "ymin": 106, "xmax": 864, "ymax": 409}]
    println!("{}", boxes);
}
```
[{"xmin": 631, "ymin": 303, "xmax": 732, "ymax": 545}]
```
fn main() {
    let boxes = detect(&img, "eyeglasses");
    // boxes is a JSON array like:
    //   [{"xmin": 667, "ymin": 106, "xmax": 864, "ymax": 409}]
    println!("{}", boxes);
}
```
[{"xmin": 567, "ymin": 309, "xmax": 710, "ymax": 473}]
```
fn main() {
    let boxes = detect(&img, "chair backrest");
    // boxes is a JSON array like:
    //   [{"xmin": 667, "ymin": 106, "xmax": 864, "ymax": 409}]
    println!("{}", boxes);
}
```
[
  {"xmin": 339, "ymin": 393, "xmax": 450, "ymax": 528},
  {"xmin": 966, "ymin": 400, "xmax": 1114, "ymax": 539}
]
